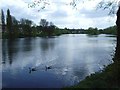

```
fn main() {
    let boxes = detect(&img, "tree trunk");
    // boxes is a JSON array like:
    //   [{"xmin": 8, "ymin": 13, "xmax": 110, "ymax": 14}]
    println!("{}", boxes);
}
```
[{"xmin": 114, "ymin": 6, "xmax": 120, "ymax": 62}]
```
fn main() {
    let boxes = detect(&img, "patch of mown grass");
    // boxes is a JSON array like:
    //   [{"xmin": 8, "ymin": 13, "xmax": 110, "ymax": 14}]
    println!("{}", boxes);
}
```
[{"xmin": 63, "ymin": 61, "xmax": 120, "ymax": 89}]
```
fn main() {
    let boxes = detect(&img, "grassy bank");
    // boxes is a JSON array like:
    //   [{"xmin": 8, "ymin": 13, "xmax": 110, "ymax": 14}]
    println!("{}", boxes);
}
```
[{"xmin": 64, "ymin": 60, "xmax": 120, "ymax": 89}]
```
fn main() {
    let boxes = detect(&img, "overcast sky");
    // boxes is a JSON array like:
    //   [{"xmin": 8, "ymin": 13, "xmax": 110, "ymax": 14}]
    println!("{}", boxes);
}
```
[{"xmin": 0, "ymin": 0, "xmax": 117, "ymax": 29}]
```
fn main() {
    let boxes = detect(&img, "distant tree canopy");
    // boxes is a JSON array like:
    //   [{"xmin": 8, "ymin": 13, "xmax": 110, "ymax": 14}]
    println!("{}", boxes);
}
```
[
  {"xmin": 40, "ymin": 19, "xmax": 49, "ymax": 27},
  {"xmin": 6, "ymin": 9, "xmax": 12, "ymax": 34},
  {"xmin": 1, "ymin": 8, "xmax": 117, "ymax": 38},
  {"xmin": 20, "ymin": 18, "xmax": 33, "ymax": 26},
  {"xmin": 39, "ymin": 19, "xmax": 56, "ymax": 36},
  {"xmin": 19, "ymin": 18, "xmax": 33, "ymax": 36},
  {"xmin": 86, "ymin": 27, "xmax": 99, "ymax": 35},
  {"xmin": 2, "ymin": 9, "xmax": 69, "ymax": 38},
  {"xmin": 1, "ymin": 9, "xmax": 5, "ymax": 32},
  {"xmin": 102, "ymin": 26, "xmax": 117, "ymax": 34}
]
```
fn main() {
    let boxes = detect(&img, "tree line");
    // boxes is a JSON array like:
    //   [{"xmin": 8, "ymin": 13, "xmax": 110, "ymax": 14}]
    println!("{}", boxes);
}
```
[
  {"xmin": 1, "ymin": 9, "xmax": 70, "ymax": 38},
  {"xmin": 1, "ymin": 9, "xmax": 117, "ymax": 39},
  {"xmin": 66, "ymin": 26, "xmax": 117, "ymax": 35},
  {"xmin": 85, "ymin": 26, "xmax": 117, "ymax": 35}
]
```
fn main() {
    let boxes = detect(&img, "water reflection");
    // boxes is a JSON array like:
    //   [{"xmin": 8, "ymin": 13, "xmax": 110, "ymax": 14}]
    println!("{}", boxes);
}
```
[
  {"xmin": 2, "ymin": 40, "xmax": 6, "ymax": 64},
  {"xmin": 40, "ymin": 38, "xmax": 55, "ymax": 51},
  {"xmin": 2, "ymin": 38, "xmax": 33, "ymax": 65},
  {"xmin": 22, "ymin": 38, "xmax": 33, "ymax": 52},
  {"xmin": 2, "ymin": 39, "xmax": 17, "ymax": 65},
  {"xmin": 2, "ymin": 34, "xmax": 116, "ymax": 88},
  {"xmin": 87, "ymin": 34, "xmax": 99, "ymax": 37}
]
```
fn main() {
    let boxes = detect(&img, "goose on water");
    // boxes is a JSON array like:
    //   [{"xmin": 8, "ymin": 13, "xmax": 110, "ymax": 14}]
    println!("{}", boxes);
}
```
[
  {"xmin": 45, "ymin": 66, "xmax": 52, "ymax": 71},
  {"xmin": 29, "ymin": 67, "xmax": 37, "ymax": 73}
]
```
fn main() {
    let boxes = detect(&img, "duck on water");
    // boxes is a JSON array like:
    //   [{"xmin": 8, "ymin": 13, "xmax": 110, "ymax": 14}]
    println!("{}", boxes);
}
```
[
  {"xmin": 29, "ymin": 67, "xmax": 37, "ymax": 73},
  {"xmin": 29, "ymin": 65, "xmax": 52, "ymax": 73},
  {"xmin": 45, "ymin": 66, "xmax": 52, "ymax": 71}
]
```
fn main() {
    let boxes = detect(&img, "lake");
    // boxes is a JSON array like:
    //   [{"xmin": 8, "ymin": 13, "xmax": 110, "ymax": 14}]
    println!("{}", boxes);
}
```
[{"xmin": 2, "ymin": 34, "xmax": 116, "ymax": 88}]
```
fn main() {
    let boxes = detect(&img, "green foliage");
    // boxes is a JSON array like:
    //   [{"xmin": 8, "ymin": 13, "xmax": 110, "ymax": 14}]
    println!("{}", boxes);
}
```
[
  {"xmin": 85, "ymin": 26, "xmax": 117, "ymax": 35},
  {"xmin": 11, "ymin": 16, "xmax": 19, "ymax": 37},
  {"xmin": 2, "ymin": 9, "xmax": 117, "ymax": 39},
  {"xmin": 100, "ymin": 26, "xmax": 117, "ymax": 35},
  {"xmin": 20, "ymin": 19, "xmax": 33, "ymax": 37},
  {"xmin": 40, "ymin": 19, "xmax": 48, "ymax": 27},
  {"xmin": 2, "ymin": 9, "xmax": 71, "ymax": 39},
  {"xmin": 1, "ymin": 9, "xmax": 5, "ymax": 32},
  {"xmin": 6, "ymin": 9, "xmax": 12, "ymax": 34},
  {"xmin": 86, "ymin": 27, "xmax": 99, "ymax": 35}
]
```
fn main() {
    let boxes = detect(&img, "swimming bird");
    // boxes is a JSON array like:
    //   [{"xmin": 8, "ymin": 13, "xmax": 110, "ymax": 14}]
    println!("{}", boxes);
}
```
[
  {"xmin": 29, "ymin": 67, "xmax": 37, "ymax": 73},
  {"xmin": 45, "ymin": 66, "xmax": 52, "ymax": 71}
]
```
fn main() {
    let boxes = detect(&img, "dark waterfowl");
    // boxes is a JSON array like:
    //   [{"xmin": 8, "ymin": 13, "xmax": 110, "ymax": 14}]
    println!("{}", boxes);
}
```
[
  {"xmin": 45, "ymin": 66, "xmax": 52, "ymax": 71},
  {"xmin": 29, "ymin": 67, "xmax": 37, "ymax": 73}
]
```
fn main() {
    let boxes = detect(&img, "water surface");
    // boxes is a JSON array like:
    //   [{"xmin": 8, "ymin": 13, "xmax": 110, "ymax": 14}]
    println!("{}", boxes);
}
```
[{"xmin": 2, "ymin": 34, "xmax": 116, "ymax": 88}]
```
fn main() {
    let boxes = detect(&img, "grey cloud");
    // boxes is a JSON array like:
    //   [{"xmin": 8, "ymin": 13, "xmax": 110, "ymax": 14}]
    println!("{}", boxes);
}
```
[
  {"xmin": 0, "ymin": 0, "xmax": 116, "ymax": 29},
  {"xmin": 49, "ymin": 9, "xmax": 68, "ymax": 18},
  {"xmin": 1, "ymin": 4, "xmax": 39, "ymax": 22},
  {"xmin": 79, "ymin": 8, "xmax": 109, "ymax": 18}
]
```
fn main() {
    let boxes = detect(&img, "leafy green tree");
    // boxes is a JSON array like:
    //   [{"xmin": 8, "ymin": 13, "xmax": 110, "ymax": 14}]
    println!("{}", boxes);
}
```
[
  {"xmin": 86, "ymin": 27, "xmax": 99, "ymax": 35},
  {"xmin": 20, "ymin": 18, "xmax": 33, "ymax": 36},
  {"xmin": 48, "ymin": 22, "xmax": 55, "ymax": 36},
  {"xmin": 1, "ymin": 9, "xmax": 5, "ymax": 33},
  {"xmin": 102, "ymin": 26, "xmax": 117, "ymax": 34},
  {"xmin": 40, "ymin": 19, "xmax": 48, "ymax": 27},
  {"xmin": 11, "ymin": 16, "xmax": 19, "ymax": 37},
  {"xmin": 39, "ymin": 19, "xmax": 56, "ymax": 36},
  {"xmin": 6, "ymin": 9, "xmax": 12, "ymax": 34},
  {"xmin": 40, "ymin": 19, "xmax": 49, "ymax": 36}
]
